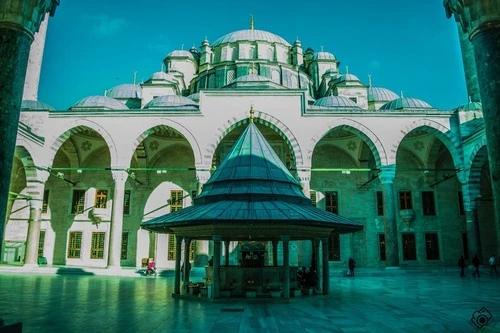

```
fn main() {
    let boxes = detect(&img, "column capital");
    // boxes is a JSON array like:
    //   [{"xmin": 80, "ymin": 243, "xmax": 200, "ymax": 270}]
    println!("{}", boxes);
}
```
[
  {"xmin": 296, "ymin": 168, "xmax": 311, "ymax": 181},
  {"xmin": 28, "ymin": 197, "xmax": 43, "ymax": 210},
  {"xmin": 280, "ymin": 235, "xmax": 291, "ymax": 242},
  {"xmin": 111, "ymin": 170, "xmax": 129, "ymax": 184},
  {"xmin": 0, "ymin": 0, "xmax": 60, "ymax": 39},
  {"xmin": 212, "ymin": 234, "xmax": 222, "ymax": 242},
  {"xmin": 444, "ymin": 0, "xmax": 500, "ymax": 40},
  {"xmin": 196, "ymin": 168, "xmax": 211, "ymax": 184},
  {"xmin": 379, "ymin": 165, "xmax": 396, "ymax": 184}
]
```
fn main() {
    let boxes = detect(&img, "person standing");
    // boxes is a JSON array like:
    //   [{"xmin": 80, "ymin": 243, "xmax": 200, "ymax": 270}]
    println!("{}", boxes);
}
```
[
  {"xmin": 458, "ymin": 255, "xmax": 466, "ymax": 278},
  {"xmin": 348, "ymin": 258, "xmax": 356, "ymax": 277},
  {"xmin": 489, "ymin": 254, "xmax": 498, "ymax": 276},
  {"xmin": 472, "ymin": 254, "xmax": 481, "ymax": 278}
]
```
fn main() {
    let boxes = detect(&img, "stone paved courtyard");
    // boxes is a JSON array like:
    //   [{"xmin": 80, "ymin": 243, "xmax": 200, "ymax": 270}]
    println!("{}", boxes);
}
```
[{"xmin": 1, "ymin": 267, "xmax": 499, "ymax": 332}]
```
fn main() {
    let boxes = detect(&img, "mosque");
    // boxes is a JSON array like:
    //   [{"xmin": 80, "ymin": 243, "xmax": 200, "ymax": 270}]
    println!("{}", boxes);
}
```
[{"xmin": 3, "ymin": 17, "xmax": 492, "ymax": 272}]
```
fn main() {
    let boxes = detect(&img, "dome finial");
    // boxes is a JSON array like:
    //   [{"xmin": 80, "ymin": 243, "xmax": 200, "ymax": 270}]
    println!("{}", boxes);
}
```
[
  {"xmin": 469, "ymin": 95, "xmax": 472, "ymax": 103},
  {"xmin": 320, "ymin": 45, "xmax": 324, "ymax": 52},
  {"xmin": 181, "ymin": 44, "xmax": 184, "ymax": 50},
  {"xmin": 368, "ymin": 74, "xmax": 372, "ymax": 87},
  {"xmin": 400, "ymin": 90, "xmax": 404, "ymax": 98},
  {"xmin": 249, "ymin": 104, "xmax": 255, "ymax": 122},
  {"xmin": 250, "ymin": 14, "xmax": 254, "ymax": 30},
  {"xmin": 345, "ymin": 65, "xmax": 349, "ymax": 75},
  {"xmin": 133, "ymin": 70, "xmax": 137, "ymax": 85}
]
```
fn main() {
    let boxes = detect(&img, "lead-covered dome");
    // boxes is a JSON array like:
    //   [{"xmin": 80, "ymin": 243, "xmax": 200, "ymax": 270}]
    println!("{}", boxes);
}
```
[
  {"xmin": 21, "ymin": 100, "xmax": 55, "ymax": 111},
  {"xmin": 379, "ymin": 97, "xmax": 433, "ymax": 110},
  {"xmin": 454, "ymin": 101, "xmax": 482, "ymax": 111},
  {"xmin": 106, "ymin": 84, "xmax": 142, "ymax": 99},
  {"xmin": 313, "ymin": 51, "xmax": 336, "ymax": 61},
  {"xmin": 144, "ymin": 95, "xmax": 199, "ymax": 109},
  {"xmin": 313, "ymin": 96, "xmax": 361, "ymax": 108},
  {"xmin": 368, "ymin": 87, "xmax": 398, "ymax": 102},
  {"xmin": 70, "ymin": 96, "xmax": 128, "ymax": 110},
  {"xmin": 212, "ymin": 29, "xmax": 291, "ymax": 47},
  {"xmin": 166, "ymin": 50, "xmax": 195, "ymax": 59},
  {"xmin": 148, "ymin": 71, "xmax": 177, "ymax": 82}
]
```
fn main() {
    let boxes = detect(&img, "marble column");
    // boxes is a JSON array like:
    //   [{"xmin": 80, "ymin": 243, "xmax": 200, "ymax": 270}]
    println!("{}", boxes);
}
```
[
  {"xmin": 281, "ymin": 235, "xmax": 290, "ymax": 298},
  {"xmin": 379, "ymin": 165, "xmax": 399, "ymax": 266},
  {"xmin": 465, "ymin": 206, "xmax": 482, "ymax": 260},
  {"xmin": 445, "ymin": 0, "xmax": 500, "ymax": 255},
  {"xmin": 195, "ymin": 169, "xmax": 211, "ymax": 196},
  {"xmin": 23, "ymin": 170, "xmax": 49, "ymax": 268},
  {"xmin": 107, "ymin": 170, "xmax": 128, "ymax": 269},
  {"xmin": 212, "ymin": 235, "xmax": 222, "ymax": 298},
  {"xmin": 0, "ymin": 0, "xmax": 59, "ymax": 254},
  {"xmin": 174, "ymin": 235, "xmax": 182, "ymax": 295},
  {"xmin": 183, "ymin": 237, "xmax": 191, "ymax": 290},
  {"xmin": 321, "ymin": 237, "xmax": 330, "ymax": 295},
  {"xmin": 24, "ymin": 199, "xmax": 43, "ymax": 267}
]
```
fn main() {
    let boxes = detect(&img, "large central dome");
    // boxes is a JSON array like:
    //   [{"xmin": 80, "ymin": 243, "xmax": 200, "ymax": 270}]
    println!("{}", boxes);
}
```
[{"xmin": 212, "ymin": 29, "xmax": 291, "ymax": 47}]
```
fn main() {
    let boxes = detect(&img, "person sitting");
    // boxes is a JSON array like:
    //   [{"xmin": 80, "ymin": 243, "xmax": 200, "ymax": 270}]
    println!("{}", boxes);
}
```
[{"xmin": 147, "ymin": 259, "xmax": 156, "ymax": 275}]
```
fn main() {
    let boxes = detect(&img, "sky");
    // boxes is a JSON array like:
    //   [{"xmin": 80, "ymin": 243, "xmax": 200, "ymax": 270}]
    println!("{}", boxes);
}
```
[{"xmin": 38, "ymin": 0, "xmax": 468, "ymax": 110}]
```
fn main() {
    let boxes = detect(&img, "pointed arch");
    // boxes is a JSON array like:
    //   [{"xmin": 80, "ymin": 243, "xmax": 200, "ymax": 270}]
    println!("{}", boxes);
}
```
[
  {"xmin": 307, "ymin": 118, "xmax": 385, "ymax": 168},
  {"xmin": 203, "ymin": 111, "xmax": 303, "ymax": 168},
  {"xmin": 46, "ymin": 119, "xmax": 116, "ymax": 167},
  {"xmin": 388, "ymin": 119, "xmax": 461, "ymax": 168}
]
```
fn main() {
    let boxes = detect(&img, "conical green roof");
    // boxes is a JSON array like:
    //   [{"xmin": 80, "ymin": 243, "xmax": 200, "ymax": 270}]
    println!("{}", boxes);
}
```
[
  {"xmin": 195, "ymin": 122, "xmax": 309, "ymax": 205},
  {"xmin": 141, "ymin": 119, "xmax": 363, "ymax": 237}
]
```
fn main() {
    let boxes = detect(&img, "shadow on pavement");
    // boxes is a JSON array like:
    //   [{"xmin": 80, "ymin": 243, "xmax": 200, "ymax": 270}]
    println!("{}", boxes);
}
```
[{"xmin": 56, "ymin": 268, "xmax": 95, "ymax": 275}]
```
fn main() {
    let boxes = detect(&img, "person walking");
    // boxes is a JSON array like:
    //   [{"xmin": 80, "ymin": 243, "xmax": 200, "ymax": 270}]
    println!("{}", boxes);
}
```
[
  {"xmin": 489, "ymin": 254, "xmax": 498, "ymax": 276},
  {"xmin": 472, "ymin": 254, "xmax": 481, "ymax": 278},
  {"xmin": 458, "ymin": 255, "xmax": 466, "ymax": 278}
]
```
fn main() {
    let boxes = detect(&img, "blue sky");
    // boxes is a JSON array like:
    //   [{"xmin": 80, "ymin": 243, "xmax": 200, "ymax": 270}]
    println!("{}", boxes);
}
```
[{"xmin": 38, "ymin": 0, "xmax": 467, "ymax": 110}]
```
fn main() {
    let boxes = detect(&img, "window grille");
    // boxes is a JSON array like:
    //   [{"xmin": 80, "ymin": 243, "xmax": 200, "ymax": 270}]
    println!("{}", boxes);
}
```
[{"xmin": 67, "ymin": 231, "xmax": 82, "ymax": 258}]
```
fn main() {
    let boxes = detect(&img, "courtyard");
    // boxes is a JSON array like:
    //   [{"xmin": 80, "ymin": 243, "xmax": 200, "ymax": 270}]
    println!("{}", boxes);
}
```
[{"xmin": 1, "ymin": 267, "xmax": 499, "ymax": 332}]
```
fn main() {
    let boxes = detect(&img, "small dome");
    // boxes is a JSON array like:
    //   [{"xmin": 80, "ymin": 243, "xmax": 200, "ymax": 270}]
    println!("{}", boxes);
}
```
[
  {"xmin": 233, "ymin": 74, "xmax": 270, "ymax": 83},
  {"xmin": 379, "ymin": 97, "xmax": 433, "ymax": 110},
  {"xmin": 313, "ymin": 96, "xmax": 361, "ymax": 108},
  {"xmin": 333, "ymin": 73, "xmax": 361, "ymax": 83},
  {"xmin": 313, "ymin": 51, "xmax": 336, "ymax": 61},
  {"xmin": 212, "ymin": 29, "xmax": 291, "ymax": 47},
  {"xmin": 21, "ymin": 100, "xmax": 55, "ymax": 111},
  {"xmin": 166, "ymin": 50, "xmax": 195, "ymax": 59},
  {"xmin": 454, "ymin": 101, "xmax": 482, "ymax": 111},
  {"xmin": 70, "ymin": 96, "xmax": 128, "ymax": 110},
  {"xmin": 368, "ymin": 87, "xmax": 399, "ymax": 102},
  {"xmin": 144, "ymin": 95, "xmax": 198, "ymax": 108},
  {"xmin": 149, "ymin": 71, "xmax": 176, "ymax": 82},
  {"xmin": 106, "ymin": 84, "xmax": 142, "ymax": 99},
  {"xmin": 186, "ymin": 93, "xmax": 200, "ymax": 102}
]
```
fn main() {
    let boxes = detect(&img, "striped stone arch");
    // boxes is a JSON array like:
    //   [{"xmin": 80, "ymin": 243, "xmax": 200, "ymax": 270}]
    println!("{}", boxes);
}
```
[
  {"xmin": 388, "ymin": 119, "xmax": 461, "ymax": 167},
  {"xmin": 13, "ymin": 145, "xmax": 47, "ymax": 204},
  {"xmin": 465, "ymin": 138, "xmax": 488, "ymax": 203},
  {"xmin": 46, "ymin": 119, "xmax": 117, "ymax": 167},
  {"xmin": 14, "ymin": 145, "xmax": 38, "ymax": 185},
  {"xmin": 306, "ymin": 118, "xmax": 386, "ymax": 168},
  {"xmin": 130, "ymin": 118, "xmax": 202, "ymax": 167},
  {"xmin": 204, "ymin": 111, "xmax": 303, "ymax": 167}
]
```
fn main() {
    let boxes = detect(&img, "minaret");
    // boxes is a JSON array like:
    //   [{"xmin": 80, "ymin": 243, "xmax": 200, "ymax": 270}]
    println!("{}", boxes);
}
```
[{"xmin": 22, "ymin": 13, "xmax": 50, "ymax": 101}]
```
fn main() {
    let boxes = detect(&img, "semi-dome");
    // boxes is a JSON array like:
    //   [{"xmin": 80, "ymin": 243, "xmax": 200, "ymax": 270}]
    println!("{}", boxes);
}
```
[
  {"xmin": 166, "ymin": 50, "xmax": 195, "ymax": 59},
  {"xmin": 144, "ymin": 95, "xmax": 198, "ymax": 108},
  {"xmin": 212, "ymin": 29, "xmax": 291, "ymax": 47},
  {"xmin": 21, "ymin": 100, "xmax": 55, "ymax": 111},
  {"xmin": 313, "ymin": 51, "xmax": 336, "ymax": 61},
  {"xmin": 368, "ymin": 87, "xmax": 399, "ymax": 102},
  {"xmin": 454, "ymin": 101, "xmax": 482, "ymax": 111},
  {"xmin": 313, "ymin": 96, "xmax": 361, "ymax": 108},
  {"xmin": 379, "ymin": 97, "xmax": 433, "ymax": 110},
  {"xmin": 106, "ymin": 84, "xmax": 142, "ymax": 99},
  {"xmin": 70, "ymin": 96, "xmax": 128, "ymax": 110}
]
